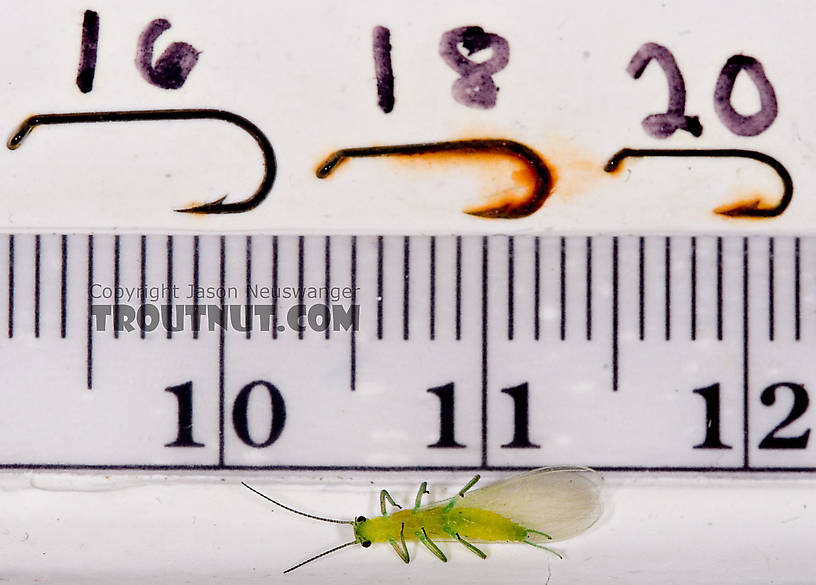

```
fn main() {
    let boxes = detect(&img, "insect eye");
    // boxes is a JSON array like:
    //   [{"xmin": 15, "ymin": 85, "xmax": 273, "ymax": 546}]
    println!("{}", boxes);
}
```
[
  {"xmin": 356, "ymin": 515, "xmax": 367, "ymax": 523},
  {"xmin": 361, "ymin": 540, "xmax": 372, "ymax": 548}
]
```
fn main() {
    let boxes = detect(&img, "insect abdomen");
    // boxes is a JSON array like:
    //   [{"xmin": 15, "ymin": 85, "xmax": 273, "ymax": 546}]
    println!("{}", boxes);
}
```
[{"xmin": 444, "ymin": 508, "xmax": 528, "ymax": 542}]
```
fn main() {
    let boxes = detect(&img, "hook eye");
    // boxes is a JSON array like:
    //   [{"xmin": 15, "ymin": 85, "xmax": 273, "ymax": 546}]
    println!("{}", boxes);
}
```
[
  {"xmin": 8, "ymin": 109, "xmax": 276, "ymax": 214},
  {"xmin": 605, "ymin": 147, "xmax": 793, "ymax": 218},
  {"xmin": 316, "ymin": 138, "xmax": 554, "ymax": 219}
]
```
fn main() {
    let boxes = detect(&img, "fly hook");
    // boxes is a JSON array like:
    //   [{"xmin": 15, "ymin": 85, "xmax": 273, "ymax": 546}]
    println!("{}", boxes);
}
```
[
  {"xmin": 316, "ymin": 139, "xmax": 554, "ymax": 219},
  {"xmin": 604, "ymin": 148, "xmax": 793, "ymax": 218},
  {"xmin": 8, "ymin": 109, "xmax": 276, "ymax": 214}
]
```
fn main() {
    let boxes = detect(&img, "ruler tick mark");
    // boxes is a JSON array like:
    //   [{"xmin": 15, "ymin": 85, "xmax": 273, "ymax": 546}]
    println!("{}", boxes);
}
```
[
  {"xmin": 86, "ymin": 235, "xmax": 94, "ymax": 390},
  {"xmin": 534, "ymin": 236, "xmax": 540, "ymax": 341},
  {"xmin": 768, "ymin": 237, "xmax": 775, "ymax": 342},
  {"xmin": 192, "ymin": 236, "xmax": 200, "ymax": 340},
  {"xmin": 507, "ymin": 236, "xmax": 514, "ymax": 341},
  {"xmin": 742, "ymin": 237, "xmax": 750, "ymax": 469},
  {"xmin": 60, "ymin": 235, "xmax": 67, "ymax": 338},
  {"xmin": 113, "ymin": 236, "xmax": 120, "ymax": 339},
  {"xmin": 8, "ymin": 234, "xmax": 14, "ymax": 339},
  {"xmin": 325, "ymin": 236, "xmax": 332, "ymax": 340},
  {"xmin": 795, "ymin": 237, "xmax": 801, "ymax": 341},
  {"xmin": 612, "ymin": 237, "xmax": 619, "ymax": 392},
  {"xmin": 585, "ymin": 236, "xmax": 592, "ymax": 341},
  {"xmin": 690, "ymin": 237, "xmax": 697, "ymax": 341},
  {"xmin": 664, "ymin": 236, "xmax": 671, "ymax": 341},
  {"xmin": 403, "ymin": 236, "xmax": 410, "ymax": 341},
  {"xmin": 139, "ymin": 235, "xmax": 146, "ymax": 339},
  {"xmin": 219, "ymin": 236, "xmax": 226, "ymax": 467},
  {"xmin": 560, "ymin": 237, "xmax": 566, "ymax": 341},
  {"xmin": 638, "ymin": 237, "xmax": 645, "ymax": 341},
  {"xmin": 455, "ymin": 236, "xmax": 462, "ymax": 340},
  {"xmin": 34, "ymin": 235, "xmax": 40, "ymax": 338},
  {"xmin": 717, "ymin": 237, "xmax": 724, "ymax": 341},
  {"xmin": 429, "ymin": 236, "xmax": 436, "ymax": 340},
  {"xmin": 481, "ymin": 236, "xmax": 488, "ymax": 468},
  {"xmin": 297, "ymin": 236, "xmax": 305, "ymax": 340},
  {"xmin": 245, "ymin": 236, "xmax": 253, "ymax": 339},
  {"xmin": 350, "ymin": 236, "xmax": 358, "ymax": 390},
  {"xmin": 167, "ymin": 235, "xmax": 174, "ymax": 340},
  {"xmin": 272, "ymin": 235, "xmax": 278, "ymax": 339},
  {"xmin": 377, "ymin": 235, "xmax": 383, "ymax": 340}
]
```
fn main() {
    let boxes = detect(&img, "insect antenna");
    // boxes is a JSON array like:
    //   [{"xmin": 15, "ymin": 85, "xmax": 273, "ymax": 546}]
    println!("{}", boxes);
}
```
[
  {"xmin": 241, "ymin": 482, "xmax": 354, "ymax": 525},
  {"xmin": 283, "ymin": 540, "xmax": 358, "ymax": 574}
]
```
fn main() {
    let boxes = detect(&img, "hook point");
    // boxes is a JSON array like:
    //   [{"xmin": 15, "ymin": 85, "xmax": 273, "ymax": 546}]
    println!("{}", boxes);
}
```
[{"xmin": 176, "ymin": 194, "xmax": 229, "ymax": 214}]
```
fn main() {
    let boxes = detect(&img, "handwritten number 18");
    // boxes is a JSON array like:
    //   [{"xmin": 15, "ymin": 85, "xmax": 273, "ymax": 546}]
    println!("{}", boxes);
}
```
[
  {"xmin": 373, "ymin": 25, "xmax": 510, "ymax": 113},
  {"xmin": 629, "ymin": 42, "xmax": 778, "ymax": 138}
]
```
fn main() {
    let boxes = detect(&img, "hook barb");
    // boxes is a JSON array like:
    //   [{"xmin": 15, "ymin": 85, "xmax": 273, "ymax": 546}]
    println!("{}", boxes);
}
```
[
  {"xmin": 316, "ymin": 138, "xmax": 554, "ymax": 219},
  {"xmin": 8, "ymin": 109, "xmax": 276, "ymax": 214},
  {"xmin": 605, "ymin": 147, "xmax": 793, "ymax": 218}
]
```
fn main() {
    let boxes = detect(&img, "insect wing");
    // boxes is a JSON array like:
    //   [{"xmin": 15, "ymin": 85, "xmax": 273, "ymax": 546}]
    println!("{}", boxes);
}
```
[{"xmin": 457, "ymin": 467, "xmax": 602, "ymax": 543}]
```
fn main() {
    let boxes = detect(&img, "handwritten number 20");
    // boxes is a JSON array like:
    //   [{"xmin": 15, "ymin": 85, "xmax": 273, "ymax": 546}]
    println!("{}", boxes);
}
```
[{"xmin": 629, "ymin": 42, "xmax": 778, "ymax": 138}]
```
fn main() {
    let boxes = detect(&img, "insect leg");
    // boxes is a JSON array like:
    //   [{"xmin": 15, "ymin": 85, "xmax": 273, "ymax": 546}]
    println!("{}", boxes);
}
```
[
  {"xmin": 458, "ymin": 475, "xmax": 480, "ymax": 496},
  {"xmin": 387, "ymin": 522, "xmax": 410, "ymax": 563},
  {"xmin": 415, "ymin": 527, "xmax": 447, "ymax": 562},
  {"xmin": 445, "ymin": 475, "xmax": 480, "ymax": 511},
  {"xmin": 380, "ymin": 489, "xmax": 402, "ymax": 516},
  {"xmin": 527, "ymin": 528, "xmax": 552, "ymax": 540},
  {"xmin": 523, "ymin": 540, "xmax": 563, "ymax": 559},
  {"xmin": 412, "ymin": 482, "xmax": 429, "ymax": 512},
  {"xmin": 455, "ymin": 533, "xmax": 487, "ymax": 560}
]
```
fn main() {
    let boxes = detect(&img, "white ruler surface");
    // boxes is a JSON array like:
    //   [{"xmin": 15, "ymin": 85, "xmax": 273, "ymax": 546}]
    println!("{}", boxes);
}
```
[{"xmin": 1, "ymin": 233, "xmax": 813, "ymax": 472}]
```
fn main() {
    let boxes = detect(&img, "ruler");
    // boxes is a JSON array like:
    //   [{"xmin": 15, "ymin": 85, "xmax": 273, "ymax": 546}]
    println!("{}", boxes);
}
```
[{"xmin": 2, "ymin": 232, "xmax": 813, "ymax": 472}]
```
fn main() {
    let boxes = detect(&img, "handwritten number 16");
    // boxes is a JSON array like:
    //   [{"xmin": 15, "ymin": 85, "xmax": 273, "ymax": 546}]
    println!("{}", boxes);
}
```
[
  {"xmin": 629, "ymin": 42, "xmax": 778, "ymax": 138},
  {"xmin": 77, "ymin": 9, "xmax": 200, "ymax": 93}
]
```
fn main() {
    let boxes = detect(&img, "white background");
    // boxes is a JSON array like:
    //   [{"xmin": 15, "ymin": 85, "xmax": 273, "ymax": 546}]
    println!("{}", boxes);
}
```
[{"xmin": 0, "ymin": 1, "xmax": 813, "ymax": 583}]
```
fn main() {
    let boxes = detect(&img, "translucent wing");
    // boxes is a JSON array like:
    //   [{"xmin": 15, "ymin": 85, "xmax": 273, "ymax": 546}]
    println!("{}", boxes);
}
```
[{"xmin": 452, "ymin": 466, "xmax": 602, "ymax": 543}]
